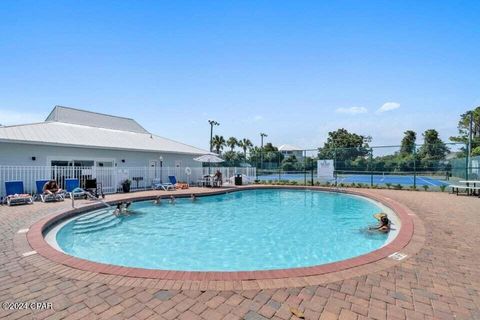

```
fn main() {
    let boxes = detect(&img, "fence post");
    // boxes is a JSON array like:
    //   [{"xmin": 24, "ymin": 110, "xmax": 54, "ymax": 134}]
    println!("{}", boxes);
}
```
[
  {"xmin": 334, "ymin": 148, "xmax": 338, "ymax": 186},
  {"xmin": 303, "ymin": 150, "xmax": 307, "ymax": 186},
  {"xmin": 465, "ymin": 143, "xmax": 469, "ymax": 180},
  {"xmin": 369, "ymin": 148, "xmax": 373, "ymax": 187},
  {"xmin": 310, "ymin": 157, "xmax": 314, "ymax": 186},
  {"xmin": 413, "ymin": 145, "xmax": 417, "ymax": 189}
]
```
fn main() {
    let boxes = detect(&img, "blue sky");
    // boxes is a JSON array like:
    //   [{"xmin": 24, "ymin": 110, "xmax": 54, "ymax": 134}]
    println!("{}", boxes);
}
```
[{"xmin": 0, "ymin": 1, "xmax": 479, "ymax": 151}]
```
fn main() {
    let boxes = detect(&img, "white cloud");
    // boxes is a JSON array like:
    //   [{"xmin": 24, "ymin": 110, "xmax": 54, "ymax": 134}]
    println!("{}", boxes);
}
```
[
  {"xmin": 0, "ymin": 109, "xmax": 44, "ymax": 126},
  {"xmin": 335, "ymin": 107, "xmax": 368, "ymax": 115},
  {"xmin": 377, "ymin": 102, "xmax": 400, "ymax": 113}
]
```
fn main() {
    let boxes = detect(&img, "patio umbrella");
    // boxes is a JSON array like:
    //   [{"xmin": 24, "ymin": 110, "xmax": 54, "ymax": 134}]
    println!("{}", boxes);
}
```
[{"xmin": 193, "ymin": 154, "xmax": 224, "ymax": 174}]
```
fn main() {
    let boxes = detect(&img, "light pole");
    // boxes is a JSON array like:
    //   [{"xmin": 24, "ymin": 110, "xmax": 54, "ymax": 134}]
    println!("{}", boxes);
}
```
[
  {"xmin": 208, "ymin": 120, "xmax": 220, "ymax": 152},
  {"xmin": 159, "ymin": 156, "xmax": 163, "ymax": 183},
  {"xmin": 260, "ymin": 133, "xmax": 268, "ymax": 170}
]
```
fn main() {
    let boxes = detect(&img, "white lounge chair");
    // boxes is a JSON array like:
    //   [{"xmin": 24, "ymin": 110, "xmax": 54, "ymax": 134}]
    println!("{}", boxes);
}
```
[{"xmin": 151, "ymin": 178, "xmax": 175, "ymax": 191}]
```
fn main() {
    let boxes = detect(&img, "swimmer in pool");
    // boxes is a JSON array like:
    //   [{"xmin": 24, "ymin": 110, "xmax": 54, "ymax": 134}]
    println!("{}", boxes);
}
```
[
  {"xmin": 153, "ymin": 196, "xmax": 161, "ymax": 205},
  {"xmin": 369, "ymin": 214, "xmax": 391, "ymax": 233},
  {"xmin": 114, "ymin": 202, "xmax": 132, "ymax": 216},
  {"xmin": 190, "ymin": 194, "xmax": 197, "ymax": 201},
  {"xmin": 169, "ymin": 196, "xmax": 176, "ymax": 204}
]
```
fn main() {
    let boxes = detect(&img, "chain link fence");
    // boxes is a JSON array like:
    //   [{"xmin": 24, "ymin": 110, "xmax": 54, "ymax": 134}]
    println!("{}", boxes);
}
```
[{"xmin": 236, "ymin": 143, "xmax": 479, "ymax": 191}]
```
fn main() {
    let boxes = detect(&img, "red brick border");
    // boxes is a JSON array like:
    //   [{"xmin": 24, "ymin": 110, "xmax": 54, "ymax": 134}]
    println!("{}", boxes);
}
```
[{"xmin": 27, "ymin": 186, "xmax": 415, "ymax": 281}]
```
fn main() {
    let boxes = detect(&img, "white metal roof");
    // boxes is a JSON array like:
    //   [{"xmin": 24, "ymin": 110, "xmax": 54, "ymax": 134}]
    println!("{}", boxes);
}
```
[
  {"xmin": 0, "ymin": 121, "xmax": 208, "ymax": 155},
  {"xmin": 46, "ymin": 106, "xmax": 149, "ymax": 134},
  {"xmin": 278, "ymin": 144, "xmax": 303, "ymax": 151}
]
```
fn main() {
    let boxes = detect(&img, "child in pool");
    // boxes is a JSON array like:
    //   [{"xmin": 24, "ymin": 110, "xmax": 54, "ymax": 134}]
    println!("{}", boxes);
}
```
[
  {"xmin": 114, "ymin": 202, "xmax": 132, "ymax": 216},
  {"xmin": 153, "ymin": 196, "xmax": 161, "ymax": 205}
]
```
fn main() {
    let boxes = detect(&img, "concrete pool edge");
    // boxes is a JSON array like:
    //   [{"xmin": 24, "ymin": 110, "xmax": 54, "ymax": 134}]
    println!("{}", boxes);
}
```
[{"xmin": 27, "ymin": 186, "xmax": 418, "ymax": 284}]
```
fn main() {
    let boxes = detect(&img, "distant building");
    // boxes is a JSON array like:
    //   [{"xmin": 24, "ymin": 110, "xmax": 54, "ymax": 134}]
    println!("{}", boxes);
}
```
[
  {"xmin": 278, "ymin": 144, "xmax": 304, "ymax": 160},
  {"xmin": 0, "ymin": 105, "xmax": 208, "ymax": 168}
]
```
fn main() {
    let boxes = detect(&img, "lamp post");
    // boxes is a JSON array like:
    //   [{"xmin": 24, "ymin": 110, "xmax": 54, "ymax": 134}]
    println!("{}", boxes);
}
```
[
  {"xmin": 260, "ymin": 133, "xmax": 268, "ymax": 172},
  {"xmin": 208, "ymin": 120, "xmax": 220, "ymax": 152},
  {"xmin": 159, "ymin": 156, "xmax": 163, "ymax": 183}
]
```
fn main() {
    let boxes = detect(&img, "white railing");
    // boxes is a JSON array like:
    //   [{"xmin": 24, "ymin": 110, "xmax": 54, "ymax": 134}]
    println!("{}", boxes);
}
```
[{"xmin": 0, "ymin": 165, "xmax": 256, "ymax": 196}]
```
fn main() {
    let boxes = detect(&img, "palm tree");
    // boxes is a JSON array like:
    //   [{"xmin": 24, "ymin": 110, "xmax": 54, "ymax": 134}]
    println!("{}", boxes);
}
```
[
  {"xmin": 211, "ymin": 135, "xmax": 226, "ymax": 154},
  {"xmin": 238, "ymin": 138, "xmax": 253, "ymax": 160},
  {"xmin": 226, "ymin": 137, "xmax": 238, "ymax": 152}
]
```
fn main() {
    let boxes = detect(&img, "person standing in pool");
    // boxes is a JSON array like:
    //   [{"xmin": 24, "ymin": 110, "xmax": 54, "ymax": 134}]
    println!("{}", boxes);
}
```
[{"xmin": 153, "ymin": 196, "xmax": 161, "ymax": 205}]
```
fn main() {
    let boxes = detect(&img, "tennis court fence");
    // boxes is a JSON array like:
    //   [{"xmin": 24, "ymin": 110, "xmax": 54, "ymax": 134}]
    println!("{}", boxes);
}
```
[{"xmin": 245, "ymin": 143, "xmax": 479, "ymax": 191}]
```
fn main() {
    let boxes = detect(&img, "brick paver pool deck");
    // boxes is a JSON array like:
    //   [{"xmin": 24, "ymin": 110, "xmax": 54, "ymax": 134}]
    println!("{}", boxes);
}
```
[{"xmin": 1, "ymin": 187, "xmax": 479, "ymax": 319}]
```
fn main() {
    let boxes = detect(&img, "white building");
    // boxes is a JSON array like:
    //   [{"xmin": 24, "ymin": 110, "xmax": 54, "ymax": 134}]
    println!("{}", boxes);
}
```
[
  {"xmin": 278, "ymin": 144, "xmax": 304, "ymax": 160},
  {"xmin": 0, "ymin": 106, "xmax": 208, "ymax": 168}
]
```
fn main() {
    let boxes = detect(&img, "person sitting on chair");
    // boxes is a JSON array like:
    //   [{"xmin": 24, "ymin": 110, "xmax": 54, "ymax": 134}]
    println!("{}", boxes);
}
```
[
  {"xmin": 43, "ymin": 180, "xmax": 63, "ymax": 195},
  {"xmin": 214, "ymin": 170, "xmax": 223, "ymax": 187}
]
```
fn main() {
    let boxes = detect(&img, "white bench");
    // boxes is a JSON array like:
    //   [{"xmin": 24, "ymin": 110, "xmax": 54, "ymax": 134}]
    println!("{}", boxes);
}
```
[{"xmin": 449, "ymin": 185, "xmax": 480, "ymax": 196}]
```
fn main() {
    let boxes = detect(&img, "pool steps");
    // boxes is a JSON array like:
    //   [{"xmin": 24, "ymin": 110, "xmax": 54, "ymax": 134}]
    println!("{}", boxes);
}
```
[
  {"xmin": 76, "ymin": 209, "xmax": 112, "ymax": 223},
  {"xmin": 73, "ymin": 219, "xmax": 121, "ymax": 234},
  {"xmin": 72, "ymin": 209, "xmax": 121, "ymax": 233}
]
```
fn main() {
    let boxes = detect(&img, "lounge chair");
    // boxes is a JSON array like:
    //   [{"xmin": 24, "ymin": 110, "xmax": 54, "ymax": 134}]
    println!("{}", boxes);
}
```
[
  {"xmin": 151, "ymin": 178, "xmax": 175, "ymax": 191},
  {"xmin": 36, "ymin": 179, "xmax": 65, "ymax": 202},
  {"xmin": 65, "ymin": 178, "xmax": 88, "ymax": 199},
  {"xmin": 4, "ymin": 181, "xmax": 34, "ymax": 206},
  {"xmin": 168, "ymin": 176, "xmax": 189, "ymax": 189}
]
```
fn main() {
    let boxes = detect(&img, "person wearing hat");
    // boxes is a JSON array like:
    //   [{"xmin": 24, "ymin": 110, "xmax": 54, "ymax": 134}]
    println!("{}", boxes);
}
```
[{"xmin": 369, "ymin": 212, "xmax": 391, "ymax": 233}]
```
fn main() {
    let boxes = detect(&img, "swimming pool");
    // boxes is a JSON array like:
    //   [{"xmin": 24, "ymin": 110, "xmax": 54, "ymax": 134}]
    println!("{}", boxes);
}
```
[{"xmin": 47, "ymin": 189, "xmax": 398, "ymax": 272}]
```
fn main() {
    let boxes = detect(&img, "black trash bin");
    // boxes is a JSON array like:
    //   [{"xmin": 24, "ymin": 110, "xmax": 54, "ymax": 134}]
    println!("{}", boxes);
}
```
[{"xmin": 234, "ymin": 174, "xmax": 242, "ymax": 186}]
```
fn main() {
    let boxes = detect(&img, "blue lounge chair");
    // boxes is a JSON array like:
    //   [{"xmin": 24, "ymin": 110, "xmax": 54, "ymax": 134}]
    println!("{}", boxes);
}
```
[
  {"xmin": 36, "ymin": 179, "xmax": 65, "ymax": 202},
  {"xmin": 151, "ymin": 178, "xmax": 175, "ymax": 191},
  {"xmin": 4, "ymin": 181, "xmax": 33, "ymax": 206},
  {"xmin": 65, "ymin": 178, "xmax": 87, "ymax": 199}
]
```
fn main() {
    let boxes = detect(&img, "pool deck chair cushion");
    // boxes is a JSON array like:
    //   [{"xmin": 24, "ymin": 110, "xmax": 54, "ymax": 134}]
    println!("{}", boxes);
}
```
[
  {"xmin": 4, "ymin": 181, "xmax": 34, "ymax": 206},
  {"xmin": 36, "ymin": 179, "xmax": 65, "ymax": 202},
  {"xmin": 151, "ymin": 178, "xmax": 175, "ymax": 191}
]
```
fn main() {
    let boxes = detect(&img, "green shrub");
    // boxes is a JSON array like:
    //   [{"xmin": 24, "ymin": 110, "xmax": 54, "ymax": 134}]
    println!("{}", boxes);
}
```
[
  {"xmin": 386, "ymin": 183, "xmax": 392, "ymax": 189},
  {"xmin": 395, "ymin": 184, "xmax": 403, "ymax": 190},
  {"xmin": 422, "ymin": 185, "xmax": 429, "ymax": 191},
  {"xmin": 439, "ymin": 185, "xmax": 447, "ymax": 192}
]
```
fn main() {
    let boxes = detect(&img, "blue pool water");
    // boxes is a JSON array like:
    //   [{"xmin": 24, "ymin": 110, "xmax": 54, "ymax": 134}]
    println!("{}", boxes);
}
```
[{"xmin": 54, "ymin": 189, "xmax": 392, "ymax": 271}]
